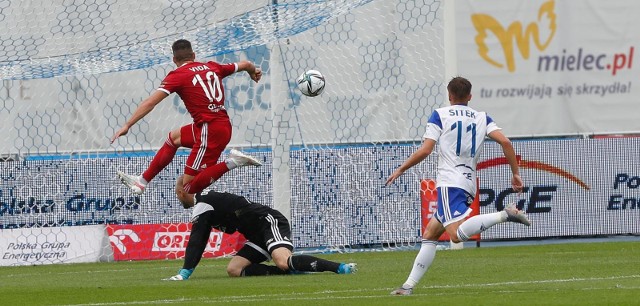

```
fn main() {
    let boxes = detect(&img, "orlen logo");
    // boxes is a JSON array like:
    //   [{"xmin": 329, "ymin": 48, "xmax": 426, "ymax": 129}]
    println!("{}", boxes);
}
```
[
  {"xmin": 478, "ymin": 156, "xmax": 589, "ymax": 213},
  {"xmin": 471, "ymin": 0, "xmax": 634, "ymax": 75},
  {"xmin": 152, "ymin": 231, "xmax": 223, "ymax": 252}
]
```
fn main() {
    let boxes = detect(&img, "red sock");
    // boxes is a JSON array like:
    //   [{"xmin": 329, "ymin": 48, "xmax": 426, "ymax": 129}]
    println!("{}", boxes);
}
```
[
  {"xmin": 142, "ymin": 136, "xmax": 178, "ymax": 182},
  {"xmin": 183, "ymin": 162, "xmax": 230, "ymax": 193}
]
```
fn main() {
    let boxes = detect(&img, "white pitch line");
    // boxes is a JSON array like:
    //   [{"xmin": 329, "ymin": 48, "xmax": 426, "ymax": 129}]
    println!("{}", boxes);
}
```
[{"xmin": 63, "ymin": 274, "xmax": 640, "ymax": 306}]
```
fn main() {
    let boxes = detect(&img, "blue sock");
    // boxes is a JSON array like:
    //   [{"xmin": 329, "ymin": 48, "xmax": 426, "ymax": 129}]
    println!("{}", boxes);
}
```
[
  {"xmin": 337, "ymin": 263, "xmax": 350, "ymax": 274},
  {"xmin": 178, "ymin": 268, "xmax": 194, "ymax": 280}
]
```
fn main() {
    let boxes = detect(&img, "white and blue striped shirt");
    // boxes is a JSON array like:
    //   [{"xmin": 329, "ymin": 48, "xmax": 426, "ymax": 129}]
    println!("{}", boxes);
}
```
[{"xmin": 423, "ymin": 104, "xmax": 501, "ymax": 195}]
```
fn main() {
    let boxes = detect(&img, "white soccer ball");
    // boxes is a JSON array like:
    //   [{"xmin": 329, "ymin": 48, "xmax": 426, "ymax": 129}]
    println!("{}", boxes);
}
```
[{"xmin": 296, "ymin": 70, "xmax": 325, "ymax": 97}]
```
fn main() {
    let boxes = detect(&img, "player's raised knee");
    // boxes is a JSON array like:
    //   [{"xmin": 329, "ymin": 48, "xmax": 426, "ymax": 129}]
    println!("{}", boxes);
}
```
[
  {"xmin": 226, "ymin": 264, "xmax": 243, "ymax": 277},
  {"xmin": 270, "ymin": 248, "xmax": 292, "ymax": 271},
  {"xmin": 273, "ymin": 256, "xmax": 290, "ymax": 271}
]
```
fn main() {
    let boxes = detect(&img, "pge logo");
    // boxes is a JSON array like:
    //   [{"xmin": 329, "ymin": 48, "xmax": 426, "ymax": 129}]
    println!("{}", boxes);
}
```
[
  {"xmin": 478, "ymin": 156, "xmax": 589, "ymax": 213},
  {"xmin": 471, "ymin": 0, "xmax": 556, "ymax": 72}
]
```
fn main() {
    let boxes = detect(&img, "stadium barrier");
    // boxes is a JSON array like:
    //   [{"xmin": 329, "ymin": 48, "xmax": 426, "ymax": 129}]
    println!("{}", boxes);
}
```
[
  {"xmin": 2, "ymin": 136, "xmax": 639, "ymax": 265},
  {"xmin": 107, "ymin": 223, "xmax": 245, "ymax": 261},
  {"xmin": 0, "ymin": 0, "xmax": 638, "ymax": 266}
]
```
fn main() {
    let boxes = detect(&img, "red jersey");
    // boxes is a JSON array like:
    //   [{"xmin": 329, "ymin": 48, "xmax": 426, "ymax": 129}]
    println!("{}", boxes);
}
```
[{"xmin": 158, "ymin": 61, "xmax": 237, "ymax": 124}]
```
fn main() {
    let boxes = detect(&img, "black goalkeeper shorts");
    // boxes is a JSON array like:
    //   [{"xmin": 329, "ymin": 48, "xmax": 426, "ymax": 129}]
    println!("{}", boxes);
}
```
[{"xmin": 235, "ymin": 212, "xmax": 293, "ymax": 263}]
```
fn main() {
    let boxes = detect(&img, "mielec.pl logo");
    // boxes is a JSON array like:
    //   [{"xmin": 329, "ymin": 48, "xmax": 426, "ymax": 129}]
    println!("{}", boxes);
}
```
[
  {"xmin": 471, "ymin": 0, "xmax": 556, "ymax": 72},
  {"xmin": 471, "ymin": 0, "xmax": 634, "ymax": 75}
]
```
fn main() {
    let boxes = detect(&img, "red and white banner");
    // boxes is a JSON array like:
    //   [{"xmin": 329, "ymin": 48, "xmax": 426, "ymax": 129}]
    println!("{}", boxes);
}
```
[
  {"xmin": 106, "ymin": 223, "xmax": 246, "ymax": 261},
  {"xmin": 455, "ymin": 0, "xmax": 640, "ymax": 135}
]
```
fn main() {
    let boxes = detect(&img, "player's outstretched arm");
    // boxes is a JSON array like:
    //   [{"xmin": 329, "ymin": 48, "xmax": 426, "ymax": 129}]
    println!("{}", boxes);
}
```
[
  {"xmin": 236, "ymin": 61, "xmax": 262, "ymax": 82},
  {"xmin": 110, "ymin": 91, "xmax": 168, "ymax": 143},
  {"xmin": 386, "ymin": 139, "xmax": 436, "ymax": 186},
  {"xmin": 488, "ymin": 130, "xmax": 523, "ymax": 192}
]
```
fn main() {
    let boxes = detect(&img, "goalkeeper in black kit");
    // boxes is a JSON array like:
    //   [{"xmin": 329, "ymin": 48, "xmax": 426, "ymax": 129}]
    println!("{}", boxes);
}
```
[{"xmin": 165, "ymin": 175, "xmax": 357, "ymax": 280}]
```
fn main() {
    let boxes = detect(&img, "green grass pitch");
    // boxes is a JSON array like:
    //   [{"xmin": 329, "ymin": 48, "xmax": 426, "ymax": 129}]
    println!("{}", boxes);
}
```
[{"xmin": 1, "ymin": 241, "xmax": 639, "ymax": 305}]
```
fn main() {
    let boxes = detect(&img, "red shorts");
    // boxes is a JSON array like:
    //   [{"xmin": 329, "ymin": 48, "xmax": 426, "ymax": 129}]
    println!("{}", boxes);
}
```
[{"xmin": 180, "ymin": 120, "xmax": 232, "ymax": 176}]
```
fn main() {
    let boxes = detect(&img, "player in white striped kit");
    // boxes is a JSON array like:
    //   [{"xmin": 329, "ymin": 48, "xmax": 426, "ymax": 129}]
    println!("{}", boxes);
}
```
[{"xmin": 386, "ymin": 77, "xmax": 531, "ymax": 295}]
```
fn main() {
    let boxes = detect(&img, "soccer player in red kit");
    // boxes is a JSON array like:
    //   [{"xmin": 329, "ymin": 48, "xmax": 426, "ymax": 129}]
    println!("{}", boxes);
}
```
[{"xmin": 110, "ymin": 39, "xmax": 262, "ymax": 195}]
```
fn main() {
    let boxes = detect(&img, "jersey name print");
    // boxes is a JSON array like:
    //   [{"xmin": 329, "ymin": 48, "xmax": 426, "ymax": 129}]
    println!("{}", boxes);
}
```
[{"xmin": 423, "ymin": 105, "xmax": 501, "ymax": 195}]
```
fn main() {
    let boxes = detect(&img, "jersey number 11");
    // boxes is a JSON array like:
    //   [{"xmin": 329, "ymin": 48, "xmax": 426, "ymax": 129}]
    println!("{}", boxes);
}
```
[{"xmin": 451, "ymin": 121, "xmax": 477, "ymax": 157}]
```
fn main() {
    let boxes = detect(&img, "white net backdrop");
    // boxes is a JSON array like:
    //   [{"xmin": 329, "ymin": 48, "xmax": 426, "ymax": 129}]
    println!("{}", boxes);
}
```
[{"xmin": 0, "ymin": 0, "xmax": 445, "ymax": 255}]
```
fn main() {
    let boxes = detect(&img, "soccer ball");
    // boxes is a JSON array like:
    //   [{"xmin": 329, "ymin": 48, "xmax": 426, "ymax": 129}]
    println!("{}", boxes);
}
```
[{"xmin": 296, "ymin": 70, "xmax": 325, "ymax": 97}]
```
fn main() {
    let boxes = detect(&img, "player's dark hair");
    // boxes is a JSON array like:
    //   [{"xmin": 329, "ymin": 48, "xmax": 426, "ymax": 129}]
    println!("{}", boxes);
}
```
[
  {"xmin": 172, "ymin": 39, "xmax": 195, "ymax": 62},
  {"xmin": 447, "ymin": 76, "xmax": 472, "ymax": 102}
]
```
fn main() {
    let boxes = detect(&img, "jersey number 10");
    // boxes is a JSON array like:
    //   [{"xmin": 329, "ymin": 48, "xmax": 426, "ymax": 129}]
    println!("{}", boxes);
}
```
[
  {"xmin": 451, "ymin": 121, "xmax": 477, "ymax": 157},
  {"xmin": 192, "ymin": 71, "xmax": 223, "ymax": 103}
]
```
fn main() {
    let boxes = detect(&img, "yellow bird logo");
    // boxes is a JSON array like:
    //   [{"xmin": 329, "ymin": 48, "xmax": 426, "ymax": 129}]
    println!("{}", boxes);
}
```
[{"xmin": 471, "ymin": 0, "xmax": 557, "ymax": 72}]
